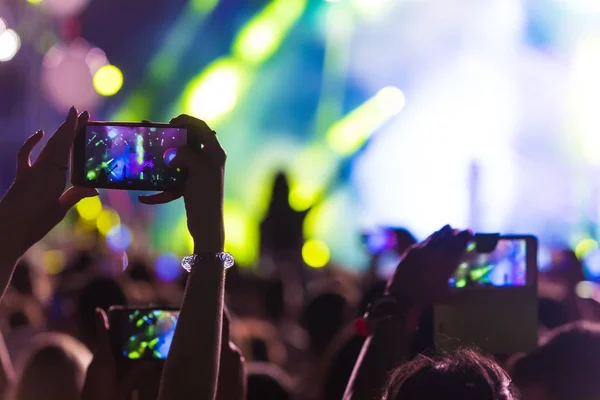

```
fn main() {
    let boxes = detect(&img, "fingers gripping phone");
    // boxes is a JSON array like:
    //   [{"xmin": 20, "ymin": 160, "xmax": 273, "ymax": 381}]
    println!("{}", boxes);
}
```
[
  {"xmin": 434, "ymin": 234, "xmax": 538, "ymax": 354},
  {"xmin": 108, "ymin": 306, "xmax": 179, "ymax": 361},
  {"xmin": 71, "ymin": 122, "xmax": 188, "ymax": 191}
]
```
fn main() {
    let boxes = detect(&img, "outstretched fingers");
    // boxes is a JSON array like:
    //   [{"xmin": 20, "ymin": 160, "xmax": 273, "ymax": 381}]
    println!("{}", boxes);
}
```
[
  {"xmin": 170, "ymin": 115, "xmax": 225, "ymax": 161},
  {"xmin": 17, "ymin": 130, "xmax": 44, "ymax": 173},
  {"xmin": 40, "ymin": 108, "xmax": 88, "ymax": 166}
]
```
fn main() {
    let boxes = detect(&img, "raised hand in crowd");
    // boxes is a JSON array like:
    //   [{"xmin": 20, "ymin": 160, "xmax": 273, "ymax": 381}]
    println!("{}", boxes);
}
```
[
  {"xmin": 344, "ymin": 225, "xmax": 472, "ymax": 400},
  {"xmin": 0, "ymin": 107, "xmax": 98, "ymax": 299},
  {"xmin": 216, "ymin": 308, "xmax": 246, "ymax": 400},
  {"xmin": 139, "ymin": 115, "xmax": 227, "ymax": 400},
  {"xmin": 81, "ymin": 309, "xmax": 155, "ymax": 400}
]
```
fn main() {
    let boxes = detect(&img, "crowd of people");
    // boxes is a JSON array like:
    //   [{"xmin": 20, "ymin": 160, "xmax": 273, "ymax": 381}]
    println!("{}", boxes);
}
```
[{"xmin": 0, "ymin": 107, "xmax": 599, "ymax": 400}]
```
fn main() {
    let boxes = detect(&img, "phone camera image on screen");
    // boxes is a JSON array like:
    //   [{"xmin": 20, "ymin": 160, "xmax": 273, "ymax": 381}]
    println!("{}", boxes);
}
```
[
  {"xmin": 449, "ymin": 239, "xmax": 527, "ymax": 288},
  {"xmin": 121, "ymin": 309, "xmax": 179, "ymax": 360},
  {"xmin": 83, "ymin": 125, "xmax": 187, "ymax": 190}
]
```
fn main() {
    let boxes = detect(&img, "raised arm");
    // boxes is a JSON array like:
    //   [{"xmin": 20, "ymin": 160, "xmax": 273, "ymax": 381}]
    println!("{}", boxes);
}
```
[
  {"xmin": 0, "ymin": 107, "xmax": 98, "ymax": 300},
  {"xmin": 344, "ymin": 226, "xmax": 471, "ymax": 400},
  {"xmin": 139, "ymin": 115, "xmax": 228, "ymax": 400}
]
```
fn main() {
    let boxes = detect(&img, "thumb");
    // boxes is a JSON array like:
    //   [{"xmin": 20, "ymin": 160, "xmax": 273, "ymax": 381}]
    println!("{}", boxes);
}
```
[
  {"xmin": 94, "ymin": 308, "xmax": 112, "ymax": 357},
  {"xmin": 59, "ymin": 186, "xmax": 100, "ymax": 211}
]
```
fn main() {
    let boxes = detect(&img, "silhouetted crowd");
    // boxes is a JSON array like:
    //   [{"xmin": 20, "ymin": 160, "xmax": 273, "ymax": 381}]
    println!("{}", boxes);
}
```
[{"xmin": 1, "ymin": 108, "xmax": 599, "ymax": 400}]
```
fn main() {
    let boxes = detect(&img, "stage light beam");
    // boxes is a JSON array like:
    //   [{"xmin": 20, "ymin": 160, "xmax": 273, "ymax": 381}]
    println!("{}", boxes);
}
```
[
  {"xmin": 233, "ymin": 0, "xmax": 307, "ymax": 65},
  {"xmin": 183, "ymin": 58, "xmax": 249, "ymax": 123},
  {"xmin": 327, "ymin": 86, "xmax": 405, "ymax": 155}
]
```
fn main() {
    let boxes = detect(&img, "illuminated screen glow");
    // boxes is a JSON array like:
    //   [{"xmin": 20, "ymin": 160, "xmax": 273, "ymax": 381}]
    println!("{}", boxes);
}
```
[
  {"xmin": 450, "ymin": 239, "xmax": 527, "ymax": 288},
  {"xmin": 83, "ymin": 125, "xmax": 187, "ymax": 190},
  {"xmin": 122, "ymin": 309, "xmax": 179, "ymax": 360}
]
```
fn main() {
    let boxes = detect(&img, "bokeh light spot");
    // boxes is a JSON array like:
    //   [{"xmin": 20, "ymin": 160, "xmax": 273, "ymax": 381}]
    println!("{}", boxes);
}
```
[
  {"xmin": 0, "ymin": 29, "xmax": 21, "ymax": 62},
  {"xmin": 302, "ymin": 239, "xmax": 330, "ymax": 268},
  {"xmin": 584, "ymin": 248, "xmax": 600, "ymax": 278},
  {"xmin": 155, "ymin": 254, "xmax": 181, "ymax": 282},
  {"xmin": 183, "ymin": 58, "xmax": 247, "ymax": 123},
  {"xmin": 576, "ymin": 280, "xmax": 596, "ymax": 299},
  {"xmin": 106, "ymin": 225, "xmax": 132, "ymax": 252},
  {"xmin": 96, "ymin": 208, "xmax": 121, "ymax": 236},
  {"xmin": 76, "ymin": 196, "xmax": 102, "ymax": 221},
  {"xmin": 93, "ymin": 64, "xmax": 123, "ymax": 96}
]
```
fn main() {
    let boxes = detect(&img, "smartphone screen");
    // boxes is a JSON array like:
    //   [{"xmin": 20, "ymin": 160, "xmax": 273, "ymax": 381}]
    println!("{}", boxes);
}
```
[
  {"xmin": 120, "ymin": 309, "xmax": 179, "ymax": 360},
  {"xmin": 78, "ymin": 123, "xmax": 187, "ymax": 191},
  {"xmin": 449, "ymin": 238, "xmax": 527, "ymax": 288}
]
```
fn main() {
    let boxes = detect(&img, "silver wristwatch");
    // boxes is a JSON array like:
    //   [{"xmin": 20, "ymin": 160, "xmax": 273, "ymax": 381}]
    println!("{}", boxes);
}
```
[{"xmin": 181, "ymin": 252, "xmax": 235, "ymax": 272}]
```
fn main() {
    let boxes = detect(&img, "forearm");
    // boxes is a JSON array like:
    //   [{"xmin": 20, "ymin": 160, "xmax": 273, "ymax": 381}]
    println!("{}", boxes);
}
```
[
  {"xmin": 344, "ymin": 319, "xmax": 414, "ymax": 400},
  {"xmin": 0, "ymin": 244, "xmax": 20, "ymax": 301},
  {"xmin": 158, "ymin": 259, "xmax": 225, "ymax": 400}
]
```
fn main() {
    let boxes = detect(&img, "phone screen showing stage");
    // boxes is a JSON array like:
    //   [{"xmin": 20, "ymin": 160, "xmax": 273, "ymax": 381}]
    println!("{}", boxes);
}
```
[
  {"xmin": 83, "ymin": 124, "xmax": 187, "ymax": 190},
  {"xmin": 121, "ymin": 309, "xmax": 179, "ymax": 360},
  {"xmin": 449, "ymin": 239, "xmax": 527, "ymax": 288}
]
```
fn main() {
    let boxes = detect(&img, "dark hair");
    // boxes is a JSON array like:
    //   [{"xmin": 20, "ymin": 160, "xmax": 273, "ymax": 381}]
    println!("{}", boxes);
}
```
[
  {"xmin": 302, "ymin": 292, "xmax": 349, "ymax": 355},
  {"xmin": 511, "ymin": 320, "xmax": 600, "ymax": 400},
  {"xmin": 384, "ymin": 349, "xmax": 516, "ymax": 400},
  {"xmin": 247, "ymin": 362, "xmax": 293, "ymax": 400},
  {"xmin": 11, "ymin": 260, "xmax": 33, "ymax": 295}
]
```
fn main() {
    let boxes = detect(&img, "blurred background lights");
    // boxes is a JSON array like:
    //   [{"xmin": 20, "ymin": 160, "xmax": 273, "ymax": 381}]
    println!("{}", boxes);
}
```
[
  {"xmin": 538, "ymin": 246, "xmax": 552, "ymax": 271},
  {"xmin": 233, "ymin": 19, "xmax": 279, "ymax": 65},
  {"xmin": 75, "ymin": 197, "xmax": 102, "ymax": 221},
  {"xmin": 42, "ymin": 0, "xmax": 91, "ymax": 18},
  {"xmin": 584, "ymin": 248, "xmax": 600, "ymax": 278},
  {"xmin": 41, "ymin": 40, "xmax": 101, "ymax": 111},
  {"xmin": 575, "ymin": 280, "xmax": 596, "ymax": 299},
  {"xmin": 376, "ymin": 86, "xmax": 406, "ymax": 117},
  {"xmin": 85, "ymin": 47, "xmax": 109, "ymax": 74},
  {"xmin": 302, "ymin": 239, "xmax": 330, "ymax": 268},
  {"xmin": 0, "ymin": 29, "xmax": 21, "ymax": 62},
  {"xmin": 575, "ymin": 238, "xmax": 598, "ymax": 259},
  {"xmin": 96, "ymin": 208, "xmax": 121, "ymax": 236},
  {"xmin": 43, "ymin": 250, "xmax": 66, "ymax": 275},
  {"xmin": 26, "ymin": 0, "xmax": 44, "ymax": 4},
  {"xmin": 106, "ymin": 225, "xmax": 132, "ymax": 252},
  {"xmin": 93, "ymin": 64, "xmax": 123, "ymax": 96},
  {"xmin": 183, "ymin": 58, "xmax": 248, "ymax": 123},
  {"xmin": 327, "ymin": 86, "xmax": 405, "ymax": 156},
  {"xmin": 155, "ymin": 254, "xmax": 181, "ymax": 282}
]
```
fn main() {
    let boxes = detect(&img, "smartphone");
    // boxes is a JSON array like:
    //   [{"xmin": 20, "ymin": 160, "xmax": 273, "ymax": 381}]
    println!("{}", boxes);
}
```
[
  {"xmin": 71, "ymin": 122, "xmax": 188, "ymax": 191},
  {"xmin": 108, "ymin": 306, "xmax": 179, "ymax": 360},
  {"xmin": 435, "ymin": 234, "xmax": 538, "ymax": 354}
]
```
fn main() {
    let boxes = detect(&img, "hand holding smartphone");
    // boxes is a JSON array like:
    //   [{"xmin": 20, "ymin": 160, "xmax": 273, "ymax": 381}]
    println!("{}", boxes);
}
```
[
  {"xmin": 435, "ymin": 234, "xmax": 538, "ymax": 354},
  {"xmin": 71, "ymin": 122, "xmax": 188, "ymax": 191},
  {"xmin": 108, "ymin": 306, "xmax": 180, "ymax": 361}
]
